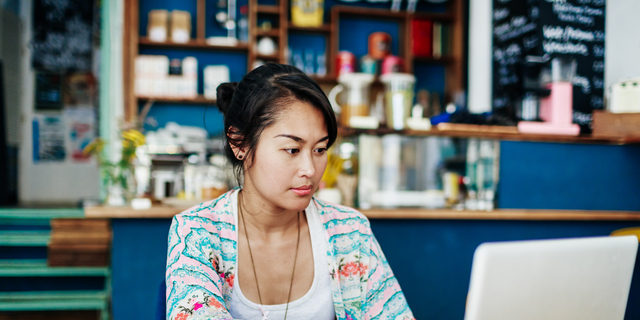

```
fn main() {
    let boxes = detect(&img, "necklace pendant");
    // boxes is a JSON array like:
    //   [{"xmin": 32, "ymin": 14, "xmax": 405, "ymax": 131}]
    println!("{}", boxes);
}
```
[{"xmin": 258, "ymin": 305, "xmax": 269, "ymax": 320}]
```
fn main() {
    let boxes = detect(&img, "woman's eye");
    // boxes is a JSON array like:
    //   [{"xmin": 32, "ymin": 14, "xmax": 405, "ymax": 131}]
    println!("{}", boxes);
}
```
[
  {"xmin": 315, "ymin": 148, "xmax": 327, "ymax": 154},
  {"xmin": 285, "ymin": 149, "xmax": 300, "ymax": 155}
]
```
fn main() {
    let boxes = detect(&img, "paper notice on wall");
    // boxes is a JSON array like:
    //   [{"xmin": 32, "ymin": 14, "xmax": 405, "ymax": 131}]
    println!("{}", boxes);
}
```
[
  {"xmin": 64, "ymin": 108, "xmax": 96, "ymax": 162},
  {"xmin": 33, "ymin": 114, "xmax": 66, "ymax": 162}
]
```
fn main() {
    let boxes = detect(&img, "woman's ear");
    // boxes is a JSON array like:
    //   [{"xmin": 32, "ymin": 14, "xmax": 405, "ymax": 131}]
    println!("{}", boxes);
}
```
[{"xmin": 227, "ymin": 126, "xmax": 245, "ymax": 160}]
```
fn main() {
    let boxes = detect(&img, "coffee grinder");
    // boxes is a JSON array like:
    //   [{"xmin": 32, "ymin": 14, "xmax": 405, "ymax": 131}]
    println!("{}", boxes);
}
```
[{"xmin": 517, "ymin": 57, "xmax": 580, "ymax": 136}]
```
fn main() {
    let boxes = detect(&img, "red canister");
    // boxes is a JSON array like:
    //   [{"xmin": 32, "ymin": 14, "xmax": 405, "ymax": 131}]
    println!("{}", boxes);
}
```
[
  {"xmin": 381, "ymin": 55, "xmax": 404, "ymax": 74},
  {"xmin": 336, "ymin": 51, "xmax": 356, "ymax": 76},
  {"xmin": 369, "ymin": 32, "xmax": 392, "ymax": 60}
]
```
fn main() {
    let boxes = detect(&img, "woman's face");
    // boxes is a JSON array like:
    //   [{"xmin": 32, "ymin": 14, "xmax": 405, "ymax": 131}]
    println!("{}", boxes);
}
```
[{"xmin": 242, "ymin": 100, "xmax": 329, "ymax": 213}]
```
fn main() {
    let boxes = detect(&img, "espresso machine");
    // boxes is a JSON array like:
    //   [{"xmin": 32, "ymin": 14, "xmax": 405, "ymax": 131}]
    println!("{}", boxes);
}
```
[
  {"xmin": 513, "ymin": 55, "xmax": 551, "ymax": 121},
  {"xmin": 517, "ymin": 57, "xmax": 580, "ymax": 136}
]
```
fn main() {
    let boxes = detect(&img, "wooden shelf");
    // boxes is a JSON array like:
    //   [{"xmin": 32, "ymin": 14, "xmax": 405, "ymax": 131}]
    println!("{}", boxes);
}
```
[
  {"xmin": 139, "ymin": 38, "xmax": 249, "ymax": 52},
  {"xmin": 411, "ymin": 11, "xmax": 456, "ymax": 22},
  {"xmin": 333, "ymin": 5, "xmax": 407, "ymax": 20},
  {"xmin": 255, "ymin": 53, "xmax": 280, "ymax": 60},
  {"xmin": 84, "ymin": 205, "xmax": 640, "ymax": 221},
  {"xmin": 256, "ymin": 5, "xmax": 280, "ymax": 14},
  {"xmin": 414, "ymin": 55, "xmax": 456, "ymax": 64},
  {"xmin": 288, "ymin": 24, "xmax": 332, "ymax": 34},
  {"xmin": 338, "ymin": 123, "xmax": 640, "ymax": 145},
  {"xmin": 363, "ymin": 208, "xmax": 640, "ymax": 221},
  {"xmin": 137, "ymin": 95, "xmax": 215, "ymax": 105},
  {"xmin": 310, "ymin": 75, "xmax": 337, "ymax": 83},
  {"xmin": 256, "ymin": 29, "xmax": 281, "ymax": 37}
]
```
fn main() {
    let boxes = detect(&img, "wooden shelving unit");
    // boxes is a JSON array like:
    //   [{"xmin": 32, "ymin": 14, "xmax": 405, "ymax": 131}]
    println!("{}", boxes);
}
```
[
  {"xmin": 122, "ymin": 0, "xmax": 636, "ymax": 146},
  {"xmin": 256, "ymin": 29, "xmax": 281, "ymax": 37},
  {"xmin": 123, "ymin": 0, "xmax": 465, "ymax": 123},
  {"xmin": 248, "ymin": 0, "xmax": 288, "ymax": 70},
  {"xmin": 256, "ymin": 53, "xmax": 280, "ymax": 60},
  {"xmin": 288, "ymin": 25, "xmax": 332, "ymax": 34},
  {"xmin": 138, "ymin": 37, "xmax": 249, "ymax": 51},
  {"xmin": 411, "ymin": 11, "xmax": 456, "ymax": 23},
  {"xmin": 310, "ymin": 75, "xmax": 337, "ymax": 83},
  {"xmin": 256, "ymin": 5, "xmax": 280, "ymax": 14},
  {"xmin": 137, "ymin": 95, "xmax": 215, "ymax": 105},
  {"xmin": 334, "ymin": 5, "xmax": 408, "ymax": 19},
  {"xmin": 414, "ymin": 55, "xmax": 456, "ymax": 64},
  {"xmin": 338, "ymin": 123, "xmax": 640, "ymax": 145},
  {"xmin": 330, "ymin": 0, "xmax": 465, "ymax": 99}
]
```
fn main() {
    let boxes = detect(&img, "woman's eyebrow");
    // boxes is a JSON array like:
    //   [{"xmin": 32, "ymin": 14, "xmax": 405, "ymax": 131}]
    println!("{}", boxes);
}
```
[
  {"xmin": 275, "ymin": 134, "xmax": 305, "ymax": 143},
  {"xmin": 274, "ymin": 134, "xmax": 330, "ymax": 143}
]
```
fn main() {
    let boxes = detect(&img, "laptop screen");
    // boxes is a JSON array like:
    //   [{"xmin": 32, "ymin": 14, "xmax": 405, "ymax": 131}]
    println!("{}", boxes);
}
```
[{"xmin": 464, "ymin": 236, "xmax": 638, "ymax": 320}]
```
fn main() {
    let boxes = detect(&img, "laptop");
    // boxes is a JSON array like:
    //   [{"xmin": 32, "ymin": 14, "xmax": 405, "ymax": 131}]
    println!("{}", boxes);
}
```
[{"xmin": 464, "ymin": 236, "xmax": 638, "ymax": 320}]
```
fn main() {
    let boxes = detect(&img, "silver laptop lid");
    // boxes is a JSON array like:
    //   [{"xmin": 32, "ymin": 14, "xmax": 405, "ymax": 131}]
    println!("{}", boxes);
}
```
[{"xmin": 465, "ymin": 236, "xmax": 638, "ymax": 320}]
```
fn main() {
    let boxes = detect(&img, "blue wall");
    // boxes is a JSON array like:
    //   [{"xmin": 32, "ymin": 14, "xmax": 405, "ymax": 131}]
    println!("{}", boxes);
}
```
[
  {"xmin": 110, "ymin": 216, "xmax": 640, "ymax": 320},
  {"xmin": 111, "ymin": 219, "xmax": 172, "ymax": 320},
  {"xmin": 499, "ymin": 141, "xmax": 640, "ymax": 211},
  {"xmin": 371, "ymin": 219, "xmax": 640, "ymax": 320}
]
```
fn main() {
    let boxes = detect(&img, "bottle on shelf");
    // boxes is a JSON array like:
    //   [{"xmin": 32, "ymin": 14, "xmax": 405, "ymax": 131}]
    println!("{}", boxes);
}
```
[{"xmin": 238, "ymin": 5, "xmax": 249, "ymax": 42}]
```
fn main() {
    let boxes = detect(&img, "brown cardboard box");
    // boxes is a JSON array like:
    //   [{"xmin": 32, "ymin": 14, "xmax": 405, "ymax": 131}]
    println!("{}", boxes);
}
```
[{"xmin": 592, "ymin": 110, "xmax": 640, "ymax": 138}]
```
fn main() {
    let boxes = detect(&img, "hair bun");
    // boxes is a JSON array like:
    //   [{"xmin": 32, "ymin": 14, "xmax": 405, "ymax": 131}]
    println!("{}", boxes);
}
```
[{"xmin": 216, "ymin": 82, "xmax": 238, "ymax": 115}]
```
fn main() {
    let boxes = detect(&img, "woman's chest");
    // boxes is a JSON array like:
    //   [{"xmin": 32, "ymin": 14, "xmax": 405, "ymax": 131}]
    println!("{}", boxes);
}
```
[{"xmin": 236, "ymin": 230, "xmax": 316, "ymax": 305}]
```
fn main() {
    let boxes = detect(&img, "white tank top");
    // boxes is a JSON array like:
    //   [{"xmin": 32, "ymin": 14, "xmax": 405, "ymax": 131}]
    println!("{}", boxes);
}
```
[{"xmin": 228, "ymin": 194, "xmax": 336, "ymax": 320}]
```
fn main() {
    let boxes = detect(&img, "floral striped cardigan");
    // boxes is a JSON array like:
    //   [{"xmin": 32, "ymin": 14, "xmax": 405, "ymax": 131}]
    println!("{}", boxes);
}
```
[{"xmin": 166, "ymin": 190, "xmax": 415, "ymax": 320}]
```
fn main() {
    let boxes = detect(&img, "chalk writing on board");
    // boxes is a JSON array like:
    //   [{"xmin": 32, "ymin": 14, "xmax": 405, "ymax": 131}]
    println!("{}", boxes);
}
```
[
  {"xmin": 542, "ymin": 25, "xmax": 596, "ymax": 42},
  {"xmin": 542, "ymin": 41, "xmax": 589, "ymax": 56},
  {"xmin": 31, "ymin": 0, "xmax": 94, "ymax": 72},
  {"xmin": 491, "ymin": 0, "xmax": 606, "ymax": 133},
  {"xmin": 572, "ymin": 75, "xmax": 591, "ymax": 94}
]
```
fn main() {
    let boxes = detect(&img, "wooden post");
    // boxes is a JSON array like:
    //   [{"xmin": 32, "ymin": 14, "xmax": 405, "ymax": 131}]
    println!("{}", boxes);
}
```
[
  {"xmin": 123, "ymin": 0, "xmax": 139, "ymax": 123},
  {"xmin": 197, "ymin": 0, "xmax": 205, "ymax": 43},
  {"xmin": 446, "ymin": 0, "xmax": 465, "ymax": 101}
]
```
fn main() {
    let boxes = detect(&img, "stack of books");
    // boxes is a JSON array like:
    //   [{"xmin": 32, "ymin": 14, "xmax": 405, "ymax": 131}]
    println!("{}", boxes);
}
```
[{"xmin": 411, "ymin": 19, "xmax": 450, "ymax": 59}]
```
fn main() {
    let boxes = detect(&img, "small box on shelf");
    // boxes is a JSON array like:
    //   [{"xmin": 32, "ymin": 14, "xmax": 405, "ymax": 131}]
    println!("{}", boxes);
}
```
[{"xmin": 135, "ymin": 55, "xmax": 198, "ymax": 100}]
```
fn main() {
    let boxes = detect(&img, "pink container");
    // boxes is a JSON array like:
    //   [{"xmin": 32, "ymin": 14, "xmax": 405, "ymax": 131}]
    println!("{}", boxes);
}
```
[
  {"xmin": 336, "ymin": 51, "xmax": 356, "ymax": 76},
  {"xmin": 539, "ymin": 82, "xmax": 573, "ymax": 124},
  {"xmin": 381, "ymin": 55, "xmax": 404, "ymax": 74},
  {"xmin": 517, "ymin": 82, "xmax": 580, "ymax": 136}
]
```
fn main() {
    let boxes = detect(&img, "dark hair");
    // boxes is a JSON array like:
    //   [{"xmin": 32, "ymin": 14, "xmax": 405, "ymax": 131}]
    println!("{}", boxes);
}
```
[{"xmin": 216, "ymin": 63, "xmax": 337, "ymax": 182}]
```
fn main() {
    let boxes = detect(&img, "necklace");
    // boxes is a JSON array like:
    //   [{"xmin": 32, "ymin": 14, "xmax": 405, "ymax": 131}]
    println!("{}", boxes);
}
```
[{"xmin": 239, "ymin": 191, "xmax": 300, "ymax": 320}]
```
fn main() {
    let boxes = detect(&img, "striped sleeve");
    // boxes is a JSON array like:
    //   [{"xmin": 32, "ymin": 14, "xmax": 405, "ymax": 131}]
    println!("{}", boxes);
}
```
[
  {"xmin": 363, "ymin": 234, "xmax": 415, "ymax": 320},
  {"xmin": 166, "ymin": 214, "xmax": 234, "ymax": 320}
]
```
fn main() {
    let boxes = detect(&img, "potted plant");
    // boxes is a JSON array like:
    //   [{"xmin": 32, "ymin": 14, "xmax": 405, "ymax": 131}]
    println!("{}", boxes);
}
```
[{"xmin": 84, "ymin": 129, "xmax": 146, "ymax": 206}]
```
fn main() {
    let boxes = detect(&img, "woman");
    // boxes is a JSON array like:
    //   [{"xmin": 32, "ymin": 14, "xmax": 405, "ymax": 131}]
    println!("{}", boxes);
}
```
[{"xmin": 166, "ymin": 63, "xmax": 414, "ymax": 320}]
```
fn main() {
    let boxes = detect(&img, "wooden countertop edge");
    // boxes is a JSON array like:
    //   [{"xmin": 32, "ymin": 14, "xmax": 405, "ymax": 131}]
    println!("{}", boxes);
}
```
[
  {"xmin": 362, "ymin": 208, "xmax": 640, "ymax": 220},
  {"xmin": 83, "ymin": 206, "xmax": 640, "ymax": 221}
]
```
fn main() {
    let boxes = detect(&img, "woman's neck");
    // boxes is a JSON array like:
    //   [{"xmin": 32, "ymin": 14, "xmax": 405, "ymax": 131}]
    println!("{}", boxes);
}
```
[{"xmin": 238, "ymin": 188, "xmax": 300, "ymax": 239}]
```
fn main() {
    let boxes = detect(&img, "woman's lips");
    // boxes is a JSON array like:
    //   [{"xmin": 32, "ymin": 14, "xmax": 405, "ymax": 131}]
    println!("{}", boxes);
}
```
[{"xmin": 291, "ymin": 185, "xmax": 312, "ymax": 196}]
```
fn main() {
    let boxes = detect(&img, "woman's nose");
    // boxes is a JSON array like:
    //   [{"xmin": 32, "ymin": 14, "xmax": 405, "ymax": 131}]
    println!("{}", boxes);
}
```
[{"xmin": 298, "ymin": 153, "xmax": 316, "ymax": 177}]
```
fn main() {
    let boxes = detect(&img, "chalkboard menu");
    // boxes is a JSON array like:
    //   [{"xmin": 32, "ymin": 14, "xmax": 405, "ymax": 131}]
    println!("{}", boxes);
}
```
[
  {"xmin": 31, "ymin": 0, "xmax": 94, "ymax": 72},
  {"xmin": 492, "ymin": 0, "xmax": 605, "ymax": 133}
]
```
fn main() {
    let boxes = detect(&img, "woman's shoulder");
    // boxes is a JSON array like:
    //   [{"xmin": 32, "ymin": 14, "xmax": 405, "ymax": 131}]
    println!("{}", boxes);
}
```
[
  {"xmin": 172, "ymin": 190, "xmax": 236, "ymax": 229},
  {"xmin": 312, "ymin": 197, "xmax": 372, "ymax": 234}
]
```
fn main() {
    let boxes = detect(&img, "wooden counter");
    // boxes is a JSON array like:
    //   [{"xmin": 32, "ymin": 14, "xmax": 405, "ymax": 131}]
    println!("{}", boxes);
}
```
[{"xmin": 83, "ymin": 205, "xmax": 640, "ymax": 221}]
